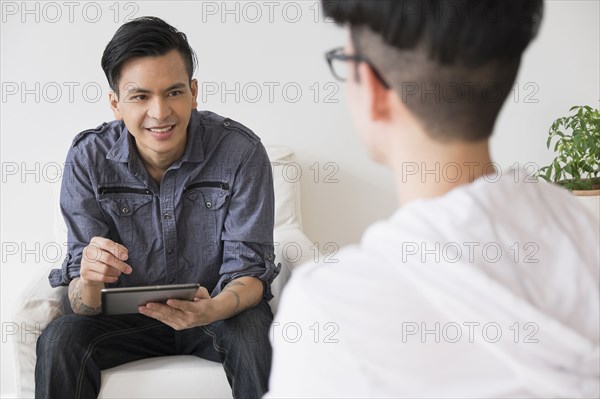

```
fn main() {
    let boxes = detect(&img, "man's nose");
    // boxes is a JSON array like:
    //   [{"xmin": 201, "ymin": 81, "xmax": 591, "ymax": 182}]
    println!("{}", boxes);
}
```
[{"xmin": 147, "ymin": 97, "xmax": 172, "ymax": 121}]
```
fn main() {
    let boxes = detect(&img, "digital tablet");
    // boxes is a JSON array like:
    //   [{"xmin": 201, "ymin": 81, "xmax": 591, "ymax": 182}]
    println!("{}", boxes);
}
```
[{"xmin": 101, "ymin": 283, "xmax": 200, "ymax": 315}]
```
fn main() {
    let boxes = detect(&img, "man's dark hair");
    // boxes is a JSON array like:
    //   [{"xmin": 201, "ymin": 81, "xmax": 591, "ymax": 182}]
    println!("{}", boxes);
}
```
[
  {"xmin": 323, "ymin": 0, "xmax": 544, "ymax": 141},
  {"xmin": 101, "ymin": 16, "xmax": 197, "ymax": 96}
]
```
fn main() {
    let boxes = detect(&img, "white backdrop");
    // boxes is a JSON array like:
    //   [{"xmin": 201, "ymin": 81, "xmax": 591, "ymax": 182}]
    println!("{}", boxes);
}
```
[{"xmin": 1, "ymin": 0, "xmax": 599, "ymax": 396}]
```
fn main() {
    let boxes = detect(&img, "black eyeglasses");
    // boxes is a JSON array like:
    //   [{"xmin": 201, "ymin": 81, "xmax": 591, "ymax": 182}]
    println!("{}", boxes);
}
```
[{"xmin": 325, "ymin": 47, "xmax": 390, "ymax": 90}]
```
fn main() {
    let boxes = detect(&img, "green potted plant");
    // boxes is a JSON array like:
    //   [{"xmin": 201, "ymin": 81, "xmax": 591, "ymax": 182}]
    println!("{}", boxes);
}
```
[
  {"xmin": 539, "ymin": 105, "xmax": 600, "ymax": 220},
  {"xmin": 539, "ymin": 105, "xmax": 600, "ymax": 194}
]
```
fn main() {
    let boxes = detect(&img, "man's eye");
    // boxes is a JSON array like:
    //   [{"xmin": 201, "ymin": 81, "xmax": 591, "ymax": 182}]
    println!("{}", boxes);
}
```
[
  {"xmin": 168, "ymin": 91, "xmax": 183, "ymax": 97},
  {"xmin": 130, "ymin": 95, "xmax": 147, "ymax": 101}
]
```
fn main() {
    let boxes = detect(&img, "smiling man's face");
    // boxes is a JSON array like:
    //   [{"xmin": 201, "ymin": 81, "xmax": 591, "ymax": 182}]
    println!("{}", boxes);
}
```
[{"xmin": 109, "ymin": 49, "xmax": 198, "ymax": 165}]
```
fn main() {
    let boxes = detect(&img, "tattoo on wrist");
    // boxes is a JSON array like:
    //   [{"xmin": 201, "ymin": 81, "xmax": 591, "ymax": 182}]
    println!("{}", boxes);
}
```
[
  {"xmin": 224, "ymin": 281, "xmax": 246, "ymax": 289},
  {"xmin": 223, "ymin": 281, "xmax": 245, "ymax": 313},
  {"xmin": 225, "ymin": 289, "xmax": 242, "ymax": 313},
  {"xmin": 69, "ymin": 279, "xmax": 101, "ymax": 315}
]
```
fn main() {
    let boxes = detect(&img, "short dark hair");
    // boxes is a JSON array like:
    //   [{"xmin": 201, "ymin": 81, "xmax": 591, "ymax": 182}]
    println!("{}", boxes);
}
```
[
  {"xmin": 323, "ymin": 0, "xmax": 543, "ymax": 141},
  {"xmin": 101, "ymin": 16, "xmax": 197, "ymax": 96}
]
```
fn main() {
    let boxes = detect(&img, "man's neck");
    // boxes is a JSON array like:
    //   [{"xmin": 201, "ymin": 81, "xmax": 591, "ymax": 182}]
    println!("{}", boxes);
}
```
[
  {"xmin": 388, "ymin": 136, "xmax": 494, "ymax": 207},
  {"xmin": 136, "ymin": 143, "xmax": 186, "ymax": 185}
]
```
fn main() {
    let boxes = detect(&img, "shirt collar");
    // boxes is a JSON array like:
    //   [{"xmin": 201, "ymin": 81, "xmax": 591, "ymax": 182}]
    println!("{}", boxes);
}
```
[
  {"xmin": 106, "ymin": 111, "xmax": 205, "ymax": 164},
  {"xmin": 105, "ymin": 122, "xmax": 130, "ymax": 163}
]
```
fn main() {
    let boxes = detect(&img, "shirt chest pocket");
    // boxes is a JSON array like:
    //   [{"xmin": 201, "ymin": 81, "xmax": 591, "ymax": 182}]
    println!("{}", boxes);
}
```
[
  {"xmin": 98, "ymin": 190, "xmax": 154, "ymax": 256},
  {"xmin": 183, "ymin": 182, "xmax": 230, "ymax": 243}
]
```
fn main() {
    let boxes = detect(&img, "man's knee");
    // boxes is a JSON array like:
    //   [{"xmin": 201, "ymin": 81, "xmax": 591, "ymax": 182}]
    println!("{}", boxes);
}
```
[
  {"xmin": 37, "ymin": 314, "xmax": 90, "ymax": 355},
  {"xmin": 219, "ymin": 301, "xmax": 273, "ymax": 346}
]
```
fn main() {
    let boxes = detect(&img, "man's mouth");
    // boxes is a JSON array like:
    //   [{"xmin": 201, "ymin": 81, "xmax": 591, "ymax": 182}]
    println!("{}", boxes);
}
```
[{"xmin": 145, "ymin": 124, "xmax": 175, "ymax": 133}]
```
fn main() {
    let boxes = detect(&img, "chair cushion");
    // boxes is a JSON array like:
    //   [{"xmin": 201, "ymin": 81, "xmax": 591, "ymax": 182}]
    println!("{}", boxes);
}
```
[{"xmin": 99, "ymin": 356, "xmax": 231, "ymax": 398}]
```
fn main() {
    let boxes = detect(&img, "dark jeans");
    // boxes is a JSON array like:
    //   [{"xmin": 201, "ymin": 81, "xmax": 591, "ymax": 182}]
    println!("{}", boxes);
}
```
[{"xmin": 35, "ymin": 300, "xmax": 273, "ymax": 399}]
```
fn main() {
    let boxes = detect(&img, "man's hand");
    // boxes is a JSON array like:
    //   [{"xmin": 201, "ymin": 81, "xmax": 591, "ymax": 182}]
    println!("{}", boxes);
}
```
[
  {"xmin": 139, "ymin": 276, "xmax": 263, "ymax": 330},
  {"xmin": 139, "ymin": 287, "xmax": 214, "ymax": 330},
  {"xmin": 80, "ymin": 236, "xmax": 132, "ymax": 286},
  {"xmin": 69, "ymin": 237, "xmax": 132, "ymax": 315}
]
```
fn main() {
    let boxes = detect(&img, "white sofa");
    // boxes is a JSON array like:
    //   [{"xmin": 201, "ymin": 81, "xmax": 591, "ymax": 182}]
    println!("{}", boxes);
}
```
[{"xmin": 13, "ymin": 146, "xmax": 314, "ymax": 398}]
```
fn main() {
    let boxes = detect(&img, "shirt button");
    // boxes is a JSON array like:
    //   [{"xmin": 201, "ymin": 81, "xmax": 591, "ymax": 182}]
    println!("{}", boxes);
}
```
[
  {"xmin": 205, "ymin": 202, "xmax": 212, "ymax": 209},
  {"xmin": 169, "ymin": 278, "xmax": 175, "ymax": 283},
  {"xmin": 224, "ymin": 121, "xmax": 230, "ymax": 127},
  {"xmin": 163, "ymin": 213, "xmax": 171, "ymax": 219},
  {"xmin": 167, "ymin": 249, "xmax": 174, "ymax": 255},
  {"xmin": 122, "ymin": 207, "xmax": 129, "ymax": 214}
]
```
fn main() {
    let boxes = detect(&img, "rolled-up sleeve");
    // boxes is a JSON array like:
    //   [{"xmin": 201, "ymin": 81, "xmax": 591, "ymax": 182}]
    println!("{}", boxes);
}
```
[
  {"xmin": 213, "ymin": 143, "xmax": 280, "ymax": 300},
  {"xmin": 48, "ymin": 146, "xmax": 109, "ymax": 287}
]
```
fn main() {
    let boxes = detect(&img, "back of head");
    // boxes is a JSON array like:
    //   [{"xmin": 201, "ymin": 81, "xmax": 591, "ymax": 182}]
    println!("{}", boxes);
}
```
[{"xmin": 323, "ymin": 0, "xmax": 543, "ymax": 141}]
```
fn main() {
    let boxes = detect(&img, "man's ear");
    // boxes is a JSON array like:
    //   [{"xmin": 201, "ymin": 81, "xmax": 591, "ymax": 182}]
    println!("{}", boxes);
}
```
[
  {"xmin": 357, "ymin": 62, "xmax": 392, "ymax": 122},
  {"xmin": 108, "ymin": 90, "xmax": 123, "ymax": 120},
  {"xmin": 190, "ymin": 79, "xmax": 198, "ymax": 109}
]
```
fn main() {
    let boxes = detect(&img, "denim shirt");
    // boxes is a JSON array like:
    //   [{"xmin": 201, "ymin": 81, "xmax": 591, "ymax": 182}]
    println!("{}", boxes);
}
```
[{"xmin": 49, "ymin": 110, "xmax": 279, "ymax": 300}]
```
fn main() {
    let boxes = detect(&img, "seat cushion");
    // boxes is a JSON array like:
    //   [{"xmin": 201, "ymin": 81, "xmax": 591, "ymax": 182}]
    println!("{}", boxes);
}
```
[{"xmin": 99, "ymin": 356, "xmax": 231, "ymax": 398}]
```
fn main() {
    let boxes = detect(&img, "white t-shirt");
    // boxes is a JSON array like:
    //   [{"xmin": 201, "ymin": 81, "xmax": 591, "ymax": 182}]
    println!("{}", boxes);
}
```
[{"xmin": 267, "ymin": 168, "xmax": 600, "ymax": 398}]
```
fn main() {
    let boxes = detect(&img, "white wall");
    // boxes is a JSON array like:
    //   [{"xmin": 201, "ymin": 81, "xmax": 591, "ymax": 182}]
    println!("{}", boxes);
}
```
[{"xmin": 1, "ymin": 0, "xmax": 598, "ymax": 396}]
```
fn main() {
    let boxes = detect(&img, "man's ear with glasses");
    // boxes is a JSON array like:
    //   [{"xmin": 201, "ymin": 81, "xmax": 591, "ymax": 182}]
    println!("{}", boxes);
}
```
[
  {"xmin": 324, "ymin": 46, "xmax": 391, "ymax": 90},
  {"xmin": 358, "ymin": 61, "xmax": 393, "ymax": 123}
]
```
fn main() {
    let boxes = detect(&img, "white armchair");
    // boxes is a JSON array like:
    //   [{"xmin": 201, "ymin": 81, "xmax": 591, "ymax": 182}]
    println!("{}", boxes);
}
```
[{"xmin": 13, "ymin": 146, "xmax": 314, "ymax": 398}]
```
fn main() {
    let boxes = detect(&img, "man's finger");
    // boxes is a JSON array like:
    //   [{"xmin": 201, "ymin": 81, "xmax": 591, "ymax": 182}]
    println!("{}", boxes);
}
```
[
  {"xmin": 90, "ymin": 236, "xmax": 129, "ymax": 261},
  {"xmin": 81, "ymin": 269, "xmax": 119, "ymax": 284},
  {"xmin": 94, "ymin": 249, "xmax": 132, "ymax": 274},
  {"xmin": 84, "ymin": 261, "xmax": 122, "ymax": 277},
  {"xmin": 140, "ymin": 304, "xmax": 186, "ymax": 329},
  {"xmin": 101, "ymin": 251, "xmax": 132, "ymax": 274},
  {"xmin": 138, "ymin": 305, "xmax": 165, "ymax": 321},
  {"xmin": 166, "ymin": 299, "xmax": 195, "ymax": 312},
  {"xmin": 145, "ymin": 302, "xmax": 180, "ymax": 319},
  {"xmin": 139, "ymin": 306, "xmax": 176, "ymax": 327},
  {"xmin": 194, "ymin": 287, "xmax": 210, "ymax": 299}
]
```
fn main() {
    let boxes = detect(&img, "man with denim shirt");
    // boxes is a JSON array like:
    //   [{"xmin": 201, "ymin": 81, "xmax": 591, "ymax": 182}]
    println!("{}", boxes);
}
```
[{"xmin": 36, "ymin": 17, "xmax": 278, "ymax": 398}]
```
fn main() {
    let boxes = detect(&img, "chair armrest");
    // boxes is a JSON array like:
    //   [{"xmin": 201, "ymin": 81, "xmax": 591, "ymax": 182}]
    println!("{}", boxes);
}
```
[
  {"xmin": 270, "ymin": 227, "xmax": 317, "ymax": 314},
  {"xmin": 13, "ymin": 267, "xmax": 68, "ymax": 398}
]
